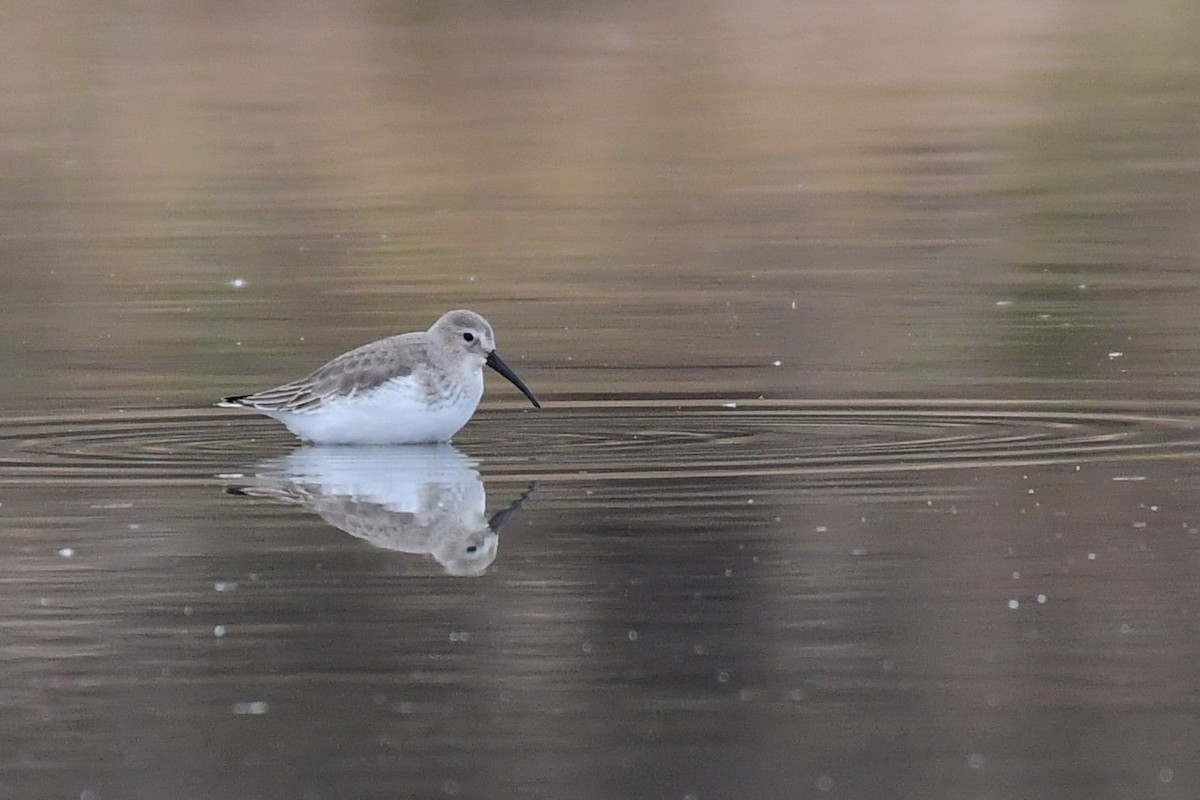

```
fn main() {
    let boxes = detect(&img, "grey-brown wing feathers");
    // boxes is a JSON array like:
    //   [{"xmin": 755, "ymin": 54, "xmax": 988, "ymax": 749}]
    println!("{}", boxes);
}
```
[{"xmin": 221, "ymin": 335, "xmax": 421, "ymax": 413}]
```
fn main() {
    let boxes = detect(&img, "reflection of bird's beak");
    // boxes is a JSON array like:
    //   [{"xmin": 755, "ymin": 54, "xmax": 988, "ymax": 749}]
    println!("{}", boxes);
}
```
[{"xmin": 486, "ymin": 351, "xmax": 542, "ymax": 408}]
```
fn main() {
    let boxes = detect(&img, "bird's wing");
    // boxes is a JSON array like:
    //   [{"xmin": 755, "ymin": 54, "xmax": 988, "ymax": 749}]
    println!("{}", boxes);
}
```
[{"xmin": 226, "ymin": 335, "xmax": 424, "ymax": 413}]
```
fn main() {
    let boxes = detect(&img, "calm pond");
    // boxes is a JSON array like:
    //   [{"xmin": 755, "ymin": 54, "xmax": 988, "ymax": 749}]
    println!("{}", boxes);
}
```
[{"xmin": 2, "ymin": 3, "xmax": 1199, "ymax": 799}]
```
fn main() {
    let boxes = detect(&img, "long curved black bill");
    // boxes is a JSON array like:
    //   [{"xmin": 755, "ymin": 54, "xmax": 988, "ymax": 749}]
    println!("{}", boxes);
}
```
[{"xmin": 485, "ymin": 351, "xmax": 541, "ymax": 408}]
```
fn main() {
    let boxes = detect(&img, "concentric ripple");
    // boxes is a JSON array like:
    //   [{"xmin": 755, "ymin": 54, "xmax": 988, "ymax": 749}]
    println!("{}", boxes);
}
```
[{"xmin": 3, "ymin": 400, "xmax": 1200, "ymax": 487}]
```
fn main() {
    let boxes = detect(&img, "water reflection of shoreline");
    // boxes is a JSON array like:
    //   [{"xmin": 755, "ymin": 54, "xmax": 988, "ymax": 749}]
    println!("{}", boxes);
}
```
[{"xmin": 226, "ymin": 445, "xmax": 535, "ymax": 577}]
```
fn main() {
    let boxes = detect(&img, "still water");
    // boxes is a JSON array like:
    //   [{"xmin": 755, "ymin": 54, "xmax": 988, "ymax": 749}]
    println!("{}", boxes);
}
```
[{"xmin": 2, "ymin": 2, "xmax": 1200, "ymax": 799}]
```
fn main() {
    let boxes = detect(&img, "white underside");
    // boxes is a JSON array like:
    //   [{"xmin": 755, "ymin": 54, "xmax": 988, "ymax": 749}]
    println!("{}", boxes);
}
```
[{"xmin": 262, "ymin": 372, "xmax": 484, "ymax": 445}]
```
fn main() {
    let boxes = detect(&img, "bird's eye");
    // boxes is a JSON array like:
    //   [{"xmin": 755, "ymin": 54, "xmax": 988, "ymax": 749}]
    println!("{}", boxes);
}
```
[{"xmin": 462, "ymin": 332, "xmax": 475, "ymax": 343}]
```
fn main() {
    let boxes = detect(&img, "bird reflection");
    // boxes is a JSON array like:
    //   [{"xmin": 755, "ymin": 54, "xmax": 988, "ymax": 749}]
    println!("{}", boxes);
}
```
[{"xmin": 226, "ymin": 444, "xmax": 535, "ymax": 576}]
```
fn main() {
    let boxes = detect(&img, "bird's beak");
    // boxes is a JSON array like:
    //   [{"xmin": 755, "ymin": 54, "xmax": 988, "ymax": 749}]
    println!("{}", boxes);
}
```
[{"xmin": 485, "ymin": 351, "xmax": 542, "ymax": 408}]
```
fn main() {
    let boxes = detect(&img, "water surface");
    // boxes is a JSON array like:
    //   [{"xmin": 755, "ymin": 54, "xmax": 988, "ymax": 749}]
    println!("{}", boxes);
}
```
[{"xmin": 1, "ymin": 2, "xmax": 1199, "ymax": 799}]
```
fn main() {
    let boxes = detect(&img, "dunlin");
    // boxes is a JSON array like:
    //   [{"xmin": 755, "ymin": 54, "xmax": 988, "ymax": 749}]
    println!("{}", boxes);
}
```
[{"xmin": 218, "ymin": 309, "xmax": 540, "ymax": 444}]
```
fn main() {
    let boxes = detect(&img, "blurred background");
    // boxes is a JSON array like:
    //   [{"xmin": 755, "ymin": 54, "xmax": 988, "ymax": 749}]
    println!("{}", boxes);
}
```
[
  {"xmin": 1, "ymin": 2, "xmax": 1199, "ymax": 799},
  {"xmin": 1, "ymin": 0, "xmax": 1196, "ymax": 408}
]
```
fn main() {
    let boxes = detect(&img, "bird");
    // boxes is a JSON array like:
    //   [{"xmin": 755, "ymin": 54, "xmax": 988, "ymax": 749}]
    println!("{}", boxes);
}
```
[{"xmin": 217, "ymin": 309, "xmax": 540, "ymax": 445}]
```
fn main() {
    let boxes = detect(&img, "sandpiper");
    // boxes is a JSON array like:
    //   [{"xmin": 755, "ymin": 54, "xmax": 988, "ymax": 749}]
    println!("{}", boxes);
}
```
[{"xmin": 217, "ymin": 309, "xmax": 541, "ymax": 445}]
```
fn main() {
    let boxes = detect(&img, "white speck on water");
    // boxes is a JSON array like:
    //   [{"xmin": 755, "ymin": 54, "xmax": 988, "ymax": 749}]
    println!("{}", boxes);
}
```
[
  {"xmin": 229, "ymin": 278, "xmax": 247, "ymax": 289},
  {"xmin": 716, "ymin": 670, "xmax": 730, "ymax": 683},
  {"xmin": 816, "ymin": 775, "xmax": 833, "ymax": 791},
  {"xmin": 581, "ymin": 641, "xmax": 593, "ymax": 653},
  {"xmin": 815, "ymin": 525, "xmax": 828, "ymax": 533},
  {"xmin": 232, "ymin": 700, "xmax": 268, "ymax": 715},
  {"xmin": 724, "ymin": 568, "xmax": 733, "ymax": 577},
  {"xmin": 995, "ymin": 300, "xmax": 1013, "ymax": 307},
  {"xmin": 772, "ymin": 360, "xmax": 782, "ymax": 367},
  {"xmin": 1112, "ymin": 475, "xmax": 1146, "ymax": 481},
  {"xmin": 1037, "ymin": 594, "xmax": 1048, "ymax": 604},
  {"xmin": 850, "ymin": 548, "xmax": 868, "ymax": 556},
  {"xmin": 216, "ymin": 473, "xmax": 244, "ymax": 480},
  {"xmin": 966, "ymin": 753, "xmax": 984, "ymax": 769},
  {"xmin": 1133, "ymin": 521, "xmax": 1147, "ymax": 529},
  {"xmin": 722, "ymin": 402, "xmax": 738, "ymax": 409},
  {"xmin": 449, "ymin": 631, "xmax": 469, "ymax": 643},
  {"xmin": 1007, "ymin": 599, "xmax": 1019, "ymax": 610},
  {"xmin": 213, "ymin": 625, "xmax": 227, "ymax": 637},
  {"xmin": 789, "ymin": 688, "xmax": 806, "ymax": 702},
  {"xmin": 1087, "ymin": 552, "xmax": 1097, "ymax": 560},
  {"xmin": 1159, "ymin": 767, "xmax": 1174, "ymax": 783},
  {"xmin": 746, "ymin": 498, "xmax": 755, "ymax": 505},
  {"xmin": 441, "ymin": 779, "xmax": 460, "ymax": 796},
  {"xmin": 213, "ymin": 581, "xmax": 237, "ymax": 592},
  {"xmin": 1012, "ymin": 571, "xmax": 1020, "ymax": 579},
  {"xmin": 1119, "ymin": 623, "xmax": 1131, "ymax": 634},
  {"xmin": 627, "ymin": 629, "xmax": 638, "ymax": 642},
  {"xmin": 80, "ymin": 790, "xmax": 98, "ymax": 800},
  {"xmin": 683, "ymin": 793, "xmax": 700, "ymax": 800},
  {"xmin": 1108, "ymin": 351, "xmax": 1123, "ymax": 359},
  {"xmin": 183, "ymin": 605, "xmax": 193, "ymax": 616},
  {"xmin": 58, "ymin": 547, "xmax": 74, "ymax": 558},
  {"xmin": 791, "ymin": 300, "xmax": 797, "ymax": 309}
]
